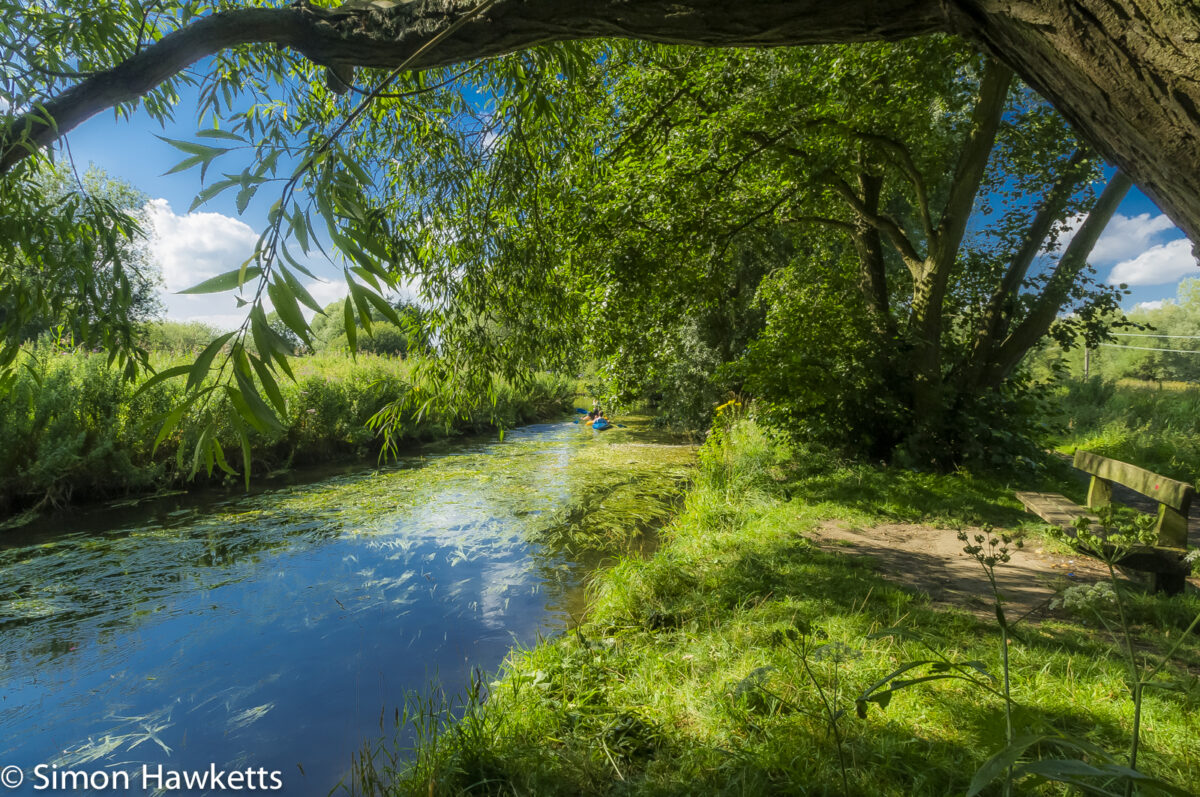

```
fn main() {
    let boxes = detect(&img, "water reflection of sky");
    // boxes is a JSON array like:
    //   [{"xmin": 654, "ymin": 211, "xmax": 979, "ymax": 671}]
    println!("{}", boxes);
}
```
[{"xmin": 0, "ymin": 421, "xmax": 686, "ymax": 794}]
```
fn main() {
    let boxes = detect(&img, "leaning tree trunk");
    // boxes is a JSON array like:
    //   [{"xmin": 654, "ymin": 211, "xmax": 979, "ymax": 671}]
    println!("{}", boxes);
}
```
[
  {"xmin": 954, "ymin": 0, "xmax": 1200, "ymax": 252},
  {"xmin": 2, "ymin": 0, "xmax": 1199, "ymax": 246}
]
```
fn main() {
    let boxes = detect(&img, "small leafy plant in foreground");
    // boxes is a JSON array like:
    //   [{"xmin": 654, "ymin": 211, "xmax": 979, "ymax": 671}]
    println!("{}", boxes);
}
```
[{"xmin": 959, "ymin": 512, "xmax": 1199, "ymax": 796}]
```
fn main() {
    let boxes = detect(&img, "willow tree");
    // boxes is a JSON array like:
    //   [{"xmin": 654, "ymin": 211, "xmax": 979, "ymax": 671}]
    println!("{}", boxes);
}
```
[
  {"xmin": 0, "ymin": 0, "xmax": 1187, "ymax": 471},
  {"xmin": 403, "ymin": 37, "xmax": 1127, "ymax": 464}
]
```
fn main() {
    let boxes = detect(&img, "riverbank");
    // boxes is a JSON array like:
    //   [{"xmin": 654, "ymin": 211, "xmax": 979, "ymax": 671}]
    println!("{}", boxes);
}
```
[
  {"xmin": 0, "ymin": 417, "xmax": 695, "ymax": 793},
  {"xmin": 0, "ymin": 350, "xmax": 572, "ymax": 525},
  {"xmin": 362, "ymin": 415, "xmax": 1200, "ymax": 795}
]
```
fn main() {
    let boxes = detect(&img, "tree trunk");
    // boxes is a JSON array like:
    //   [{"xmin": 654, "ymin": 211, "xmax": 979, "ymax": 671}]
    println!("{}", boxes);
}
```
[
  {"xmin": 850, "ymin": 172, "xmax": 895, "ymax": 339},
  {"xmin": 2, "ymin": 0, "xmax": 1199, "ymax": 246},
  {"xmin": 955, "ymin": 0, "xmax": 1200, "ymax": 248}
]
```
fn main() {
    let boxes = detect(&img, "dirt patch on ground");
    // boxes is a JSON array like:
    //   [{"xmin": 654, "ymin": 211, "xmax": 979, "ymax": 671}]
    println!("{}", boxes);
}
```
[{"xmin": 809, "ymin": 521, "xmax": 1114, "ymax": 622}]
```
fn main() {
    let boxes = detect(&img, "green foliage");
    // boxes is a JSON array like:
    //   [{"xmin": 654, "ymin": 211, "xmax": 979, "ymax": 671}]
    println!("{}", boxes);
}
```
[
  {"xmin": 0, "ymin": 348, "xmax": 571, "ymax": 521},
  {"xmin": 2, "ymin": 16, "xmax": 1125, "ymax": 473},
  {"xmin": 354, "ymin": 418, "xmax": 1200, "ymax": 795},
  {"xmin": 140, "ymin": 320, "xmax": 224, "ymax": 354},
  {"xmin": 309, "ymin": 298, "xmax": 429, "ymax": 357},
  {"xmin": 1052, "ymin": 279, "xmax": 1200, "ymax": 385},
  {"xmin": 0, "ymin": 163, "xmax": 162, "ymax": 375},
  {"xmin": 1051, "ymin": 377, "xmax": 1200, "ymax": 485},
  {"xmin": 733, "ymin": 249, "xmax": 902, "ymax": 457}
]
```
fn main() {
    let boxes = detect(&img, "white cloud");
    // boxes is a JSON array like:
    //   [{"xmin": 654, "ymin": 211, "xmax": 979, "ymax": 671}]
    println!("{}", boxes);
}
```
[
  {"xmin": 1107, "ymin": 238, "xmax": 1198, "ymax": 286},
  {"xmin": 1058, "ymin": 211, "xmax": 1178, "ymax": 265},
  {"xmin": 145, "ymin": 198, "xmax": 258, "ymax": 292},
  {"xmin": 1134, "ymin": 299, "xmax": 1167, "ymax": 311},
  {"xmin": 306, "ymin": 278, "xmax": 348, "ymax": 309},
  {"xmin": 144, "ymin": 198, "xmax": 259, "ymax": 326},
  {"xmin": 145, "ymin": 199, "xmax": 342, "ymax": 327}
]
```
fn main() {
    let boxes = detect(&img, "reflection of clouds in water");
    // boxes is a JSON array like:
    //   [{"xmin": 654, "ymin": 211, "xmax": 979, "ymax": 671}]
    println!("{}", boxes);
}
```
[
  {"xmin": 476, "ymin": 560, "xmax": 530, "ymax": 628},
  {"xmin": 0, "ymin": 422, "xmax": 689, "ymax": 792}
]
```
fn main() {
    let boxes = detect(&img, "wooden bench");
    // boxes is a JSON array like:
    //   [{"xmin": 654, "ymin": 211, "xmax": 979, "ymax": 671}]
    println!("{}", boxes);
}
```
[{"xmin": 1016, "ymin": 450, "xmax": 1193, "ymax": 594}]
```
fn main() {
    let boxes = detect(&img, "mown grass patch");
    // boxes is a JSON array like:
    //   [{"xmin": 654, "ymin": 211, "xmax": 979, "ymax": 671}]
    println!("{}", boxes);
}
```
[{"xmin": 353, "ymin": 417, "xmax": 1200, "ymax": 796}]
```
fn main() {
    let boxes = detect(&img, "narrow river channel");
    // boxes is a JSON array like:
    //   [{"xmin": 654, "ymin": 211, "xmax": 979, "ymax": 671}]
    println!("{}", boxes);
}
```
[{"xmin": 0, "ymin": 418, "xmax": 693, "ymax": 794}]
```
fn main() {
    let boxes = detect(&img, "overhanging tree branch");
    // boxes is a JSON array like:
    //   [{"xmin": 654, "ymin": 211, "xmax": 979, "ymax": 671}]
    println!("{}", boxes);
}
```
[
  {"xmin": 2, "ymin": 0, "xmax": 1198, "ymax": 248},
  {"xmin": 0, "ymin": 0, "xmax": 948, "ymax": 175}
]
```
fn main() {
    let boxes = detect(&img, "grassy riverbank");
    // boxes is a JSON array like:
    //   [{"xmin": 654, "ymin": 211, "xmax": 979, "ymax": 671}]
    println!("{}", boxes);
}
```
[
  {"xmin": 1051, "ymin": 377, "xmax": 1200, "ymax": 486},
  {"xmin": 0, "ymin": 350, "xmax": 572, "ymax": 523},
  {"xmin": 356, "ymin": 414, "xmax": 1200, "ymax": 795}
]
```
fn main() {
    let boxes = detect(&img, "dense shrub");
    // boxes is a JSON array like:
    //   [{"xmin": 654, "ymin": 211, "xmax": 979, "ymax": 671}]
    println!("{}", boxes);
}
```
[{"xmin": 0, "ymin": 349, "xmax": 572, "ymax": 520}]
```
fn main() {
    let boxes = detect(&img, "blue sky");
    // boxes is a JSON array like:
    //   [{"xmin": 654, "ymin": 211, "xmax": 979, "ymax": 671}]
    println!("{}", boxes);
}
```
[{"xmin": 64, "ymin": 84, "xmax": 1197, "ymax": 328}]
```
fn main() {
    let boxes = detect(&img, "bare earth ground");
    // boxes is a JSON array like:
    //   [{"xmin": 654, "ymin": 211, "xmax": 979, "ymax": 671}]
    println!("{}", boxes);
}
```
[{"xmin": 809, "ymin": 521, "xmax": 1124, "ymax": 622}]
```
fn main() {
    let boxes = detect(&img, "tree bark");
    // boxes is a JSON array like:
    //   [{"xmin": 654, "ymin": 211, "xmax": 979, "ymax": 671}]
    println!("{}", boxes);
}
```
[
  {"xmin": 2, "ymin": 0, "xmax": 1199, "ymax": 248},
  {"xmin": 954, "ymin": 0, "xmax": 1200, "ymax": 248}
]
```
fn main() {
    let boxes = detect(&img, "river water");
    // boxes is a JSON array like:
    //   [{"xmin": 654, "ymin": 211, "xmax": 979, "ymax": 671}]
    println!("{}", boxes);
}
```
[{"xmin": 0, "ymin": 418, "xmax": 693, "ymax": 794}]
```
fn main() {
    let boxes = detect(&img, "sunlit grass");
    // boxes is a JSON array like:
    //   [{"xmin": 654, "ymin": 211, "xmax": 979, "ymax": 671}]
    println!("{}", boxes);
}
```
[
  {"xmin": 352, "ymin": 417, "xmax": 1200, "ymax": 796},
  {"xmin": 1051, "ymin": 377, "xmax": 1200, "ymax": 484}
]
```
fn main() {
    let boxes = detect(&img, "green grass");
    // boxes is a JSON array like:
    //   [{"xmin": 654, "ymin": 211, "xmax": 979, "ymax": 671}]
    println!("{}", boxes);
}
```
[
  {"xmin": 0, "ymin": 349, "xmax": 573, "ymax": 522},
  {"xmin": 1051, "ymin": 377, "xmax": 1200, "ymax": 485},
  {"xmin": 352, "ymin": 416, "xmax": 1200, "ymax": 796}
]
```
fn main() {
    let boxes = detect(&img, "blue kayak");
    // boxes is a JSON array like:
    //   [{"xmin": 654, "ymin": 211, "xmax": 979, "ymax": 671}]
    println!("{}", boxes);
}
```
[{"xmin": 592, "ymin": 418, "xmax": 611, "ymax": 430}]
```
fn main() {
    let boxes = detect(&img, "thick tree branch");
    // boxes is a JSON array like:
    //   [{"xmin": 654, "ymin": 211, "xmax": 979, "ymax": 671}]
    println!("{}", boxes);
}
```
[
  {"xmin": 989, "ymin": 170, "xmax": 1134, "ymax": 382},
  {"xmin": 824, "ymin": 171, "xmax": 925, "ymax": 273},
  {"xmin": 931, "ymin": 58, "xmax": 1013, "ymax": 273},
  {"xmin": 902, "ymin": 56, "xmax": 1012, "ymax": 408},
  {"xmin": 783, "ymin": 215, "xmax": 855, "ymax": 233},
  {"xmin": 0, "ymin": 0, "xmax": 947, "ymax": 174}
]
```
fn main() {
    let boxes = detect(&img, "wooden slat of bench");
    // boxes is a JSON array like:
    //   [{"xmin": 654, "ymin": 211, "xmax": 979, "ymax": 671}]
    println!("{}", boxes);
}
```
[
  {"xmin": 1016, "ymin": 491, "xmax": 1097, "ymax": 530},
  {"xmin": 1073, "ymin": 450, "xmax": 1194, "ymax": 511},
  {"xmin": 1016, "ymin": 491, "xmax": 1189, "ymax": 594}
]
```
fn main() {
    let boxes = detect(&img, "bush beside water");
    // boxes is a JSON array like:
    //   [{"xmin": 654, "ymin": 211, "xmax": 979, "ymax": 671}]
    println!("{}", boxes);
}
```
[{"xmin": 0, "ymin": 349, "xmax": 572, "ymax": 521}]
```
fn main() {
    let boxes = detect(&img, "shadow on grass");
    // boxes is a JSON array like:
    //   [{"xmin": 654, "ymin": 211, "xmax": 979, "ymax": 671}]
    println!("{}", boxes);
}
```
[{"xmin": 370, "ymin": 537, "xmax": 1199, "ymax": 796}]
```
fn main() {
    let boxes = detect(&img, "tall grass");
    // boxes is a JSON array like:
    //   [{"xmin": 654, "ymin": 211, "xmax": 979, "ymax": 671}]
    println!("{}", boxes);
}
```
[
  {"xmin": 1052, "ymin": 376, "xmax": 1200, "ymax": 484},
  {"xmin": 0, "ymin": 349, "xmax": 572, "ymax": 521}
]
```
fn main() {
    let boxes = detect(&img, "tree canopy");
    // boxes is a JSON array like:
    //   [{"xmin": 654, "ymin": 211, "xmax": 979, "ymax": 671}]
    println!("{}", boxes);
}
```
[
  {"xmin": 0, "ymin": 0, "xmax": 1189, "ymax": 473},
  {"xmin": 2, "ymin": 0, "xmax": 1198, "ymax": 240}
]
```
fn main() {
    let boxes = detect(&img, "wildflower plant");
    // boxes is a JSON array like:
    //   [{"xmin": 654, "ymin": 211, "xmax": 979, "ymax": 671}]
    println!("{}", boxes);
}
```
[
  {"xmin": 965, "ymin": 508, "xmax": 1200, "ymax": 797},
  {"xmin": 958, "ymin": 525, "xmax": 1022, "ymax": 797}
]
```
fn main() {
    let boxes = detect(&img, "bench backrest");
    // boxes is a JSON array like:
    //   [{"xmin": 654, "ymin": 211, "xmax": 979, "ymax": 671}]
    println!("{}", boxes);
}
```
[{"xmin": 1073, "ymin": 450, "xmax": 1193, "ymax": 548}]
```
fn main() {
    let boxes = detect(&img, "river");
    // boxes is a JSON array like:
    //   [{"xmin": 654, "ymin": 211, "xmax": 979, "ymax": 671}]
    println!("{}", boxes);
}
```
[{"xmin": 0, "ymin": 418, "xmax": 693, "ymax": 794}]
